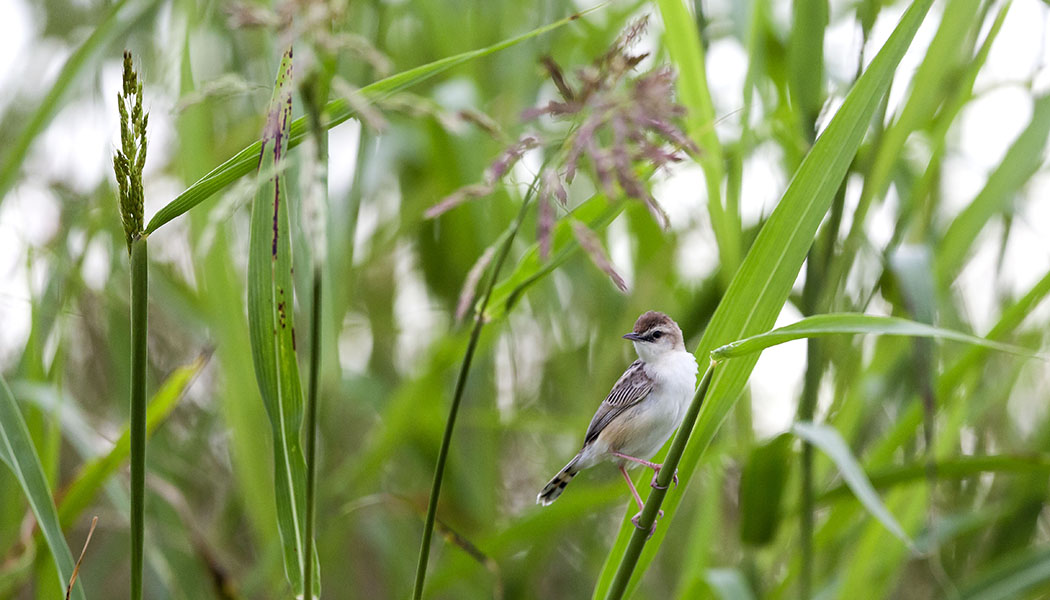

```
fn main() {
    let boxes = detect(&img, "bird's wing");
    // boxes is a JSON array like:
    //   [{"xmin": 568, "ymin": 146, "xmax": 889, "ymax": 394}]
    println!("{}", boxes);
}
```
[{"xmin": 583, "ymin": 360, "xmax": 654, "ymax": 444}]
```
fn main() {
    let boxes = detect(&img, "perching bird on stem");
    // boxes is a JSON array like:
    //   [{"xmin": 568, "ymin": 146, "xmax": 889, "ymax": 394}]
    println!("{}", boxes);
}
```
[{"xmin": 537, "ymin": 311, "xmax": 698, "ymax": 534}]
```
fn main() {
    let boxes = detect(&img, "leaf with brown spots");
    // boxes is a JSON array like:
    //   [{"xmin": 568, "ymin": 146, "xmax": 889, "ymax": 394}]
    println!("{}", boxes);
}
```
[{"xmin": 244, "ymin": 46, "xmax": 319, "ymax": 598}]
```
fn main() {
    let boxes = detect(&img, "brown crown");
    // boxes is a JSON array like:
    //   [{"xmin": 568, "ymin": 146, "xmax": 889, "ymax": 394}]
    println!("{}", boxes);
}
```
[{"xmin": 632, "ymin": 310, "xmax": 676, "ymax": 334}]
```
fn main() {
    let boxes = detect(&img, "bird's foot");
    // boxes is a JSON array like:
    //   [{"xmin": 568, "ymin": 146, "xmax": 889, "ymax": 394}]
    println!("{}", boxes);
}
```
[
  {"xmin": 630, "ymin": 510, "xmax": 663, "ymax": 539},
  {"xmin": 650, "ymin": 467, "xmax": 679, "ymax": 490}
]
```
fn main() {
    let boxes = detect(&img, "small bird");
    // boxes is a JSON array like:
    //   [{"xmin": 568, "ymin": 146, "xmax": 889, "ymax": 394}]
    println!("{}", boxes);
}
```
[{"xmin": 537, "ymin": 311, "xmax": 698, "ymax": 532}]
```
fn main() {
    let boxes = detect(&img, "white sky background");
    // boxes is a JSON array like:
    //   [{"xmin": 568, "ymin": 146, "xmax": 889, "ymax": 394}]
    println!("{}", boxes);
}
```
[{"xmin": 2, "ymin": 0, "xmax": 1049, "ymax": 438}]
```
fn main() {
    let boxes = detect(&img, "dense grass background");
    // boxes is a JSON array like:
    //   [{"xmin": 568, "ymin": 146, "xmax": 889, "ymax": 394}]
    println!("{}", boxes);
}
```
[{"xmin": 2, "ymin": 0, "xmax": 1050, "ymax": 598}]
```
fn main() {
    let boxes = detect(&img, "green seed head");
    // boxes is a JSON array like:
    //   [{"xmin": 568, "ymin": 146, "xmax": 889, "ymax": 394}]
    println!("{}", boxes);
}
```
[{"xmin": 113, "ymin": 50, "xmax": 148, "ymax": 252}]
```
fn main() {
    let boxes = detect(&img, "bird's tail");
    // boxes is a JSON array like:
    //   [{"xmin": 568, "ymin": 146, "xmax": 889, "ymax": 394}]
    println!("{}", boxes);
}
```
[{"xmin": 537, "ymin": 455, "xmax": 581, "ymax": 506}]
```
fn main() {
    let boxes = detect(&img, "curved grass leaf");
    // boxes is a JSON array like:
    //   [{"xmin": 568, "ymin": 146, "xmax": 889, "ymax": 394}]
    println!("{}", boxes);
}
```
[
  {"xmin": 710, "ymin": 313, "xmax": 1037, "ymax": 361},
  {"xmin": 0, "ymin": 376, "xmax": 86, "ymax": 600},
  {"xmin": 245, "ymin": 47, "xmax": 317, "ymax": 597},
  {"xmin": 592, "ymin": 1, "xmax": 935, "ymax": 596},
  {"xmin": 817, "ymin": 454, "xmax": 1050, "ymax": 505},
  {"xmin": 936, "ymin": 93, "xmax": 1050, "ymax": 285},
  {"xmin": 959, "ymin": 544, "xmax": 1050, "ymax": 600},
  {"xmin": 792, "ymin": 422, "xmax": 916, "ymax": 550},
  {"xmin": 940, "ymin": 267, "xmax": 1050, "ymax": 397},
  {"xmin": 143, "ymin": 8, "xmax": 597, "ymax": 235},
  {"xmin": 859, "ymin": 0, "xmax": 980, "ymax": 211}
]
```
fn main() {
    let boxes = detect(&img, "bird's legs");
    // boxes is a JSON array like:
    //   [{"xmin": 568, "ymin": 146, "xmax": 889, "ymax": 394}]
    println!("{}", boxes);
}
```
[
  {"xmin": 612, "ymin": 451, "xmax": 679, "ymax": 490},
  {"xmin": 619, "ymin": 465, "xmax": 662, "ymax": 539}
]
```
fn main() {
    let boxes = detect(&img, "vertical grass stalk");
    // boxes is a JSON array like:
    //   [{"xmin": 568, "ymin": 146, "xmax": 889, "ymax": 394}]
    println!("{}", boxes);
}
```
[
  {"xmin": 113, "ymin": 50, "xmax": 149, "ymax": 600},
  {"xmin": 129, "ymin": 237, "xmax": 148, "ymax": 599},
  {"xmin": 301, "ymin": 64, "xmax": 333, "ymax": 600},
  {"xmin": 304, "ymin": 269, "xmax": 321, "ymax": 600},
  {"xmin": 412, "ymin": 184, "xmax": 537, "ymax": 600},
  {"xmin": 604, "ymin": 361, "xmax": 716, "ymax": 600}
]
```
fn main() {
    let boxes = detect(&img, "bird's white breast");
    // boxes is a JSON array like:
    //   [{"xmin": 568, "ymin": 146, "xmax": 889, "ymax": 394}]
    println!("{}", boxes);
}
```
[{"xmin": 616, "ymin": 350, "xmax": 698, "ymax": 459}]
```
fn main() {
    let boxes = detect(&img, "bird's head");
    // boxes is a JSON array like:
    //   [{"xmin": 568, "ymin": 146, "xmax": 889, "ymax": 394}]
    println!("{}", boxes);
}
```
[{"xmin": 622, "ymin": 311, "xmax": 685, "ymax": 362}]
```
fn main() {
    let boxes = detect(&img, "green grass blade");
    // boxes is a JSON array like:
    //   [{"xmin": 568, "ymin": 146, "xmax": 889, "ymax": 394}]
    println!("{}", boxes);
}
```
[
  {"xmin": 788, "ymin": 0, "xmax": 828, "ymax": 135},
  {"xmin": 591, "ymin": 2, "xmax": 934, "ymax": 596},
  {"xmin": 0, "ymin": 376, "xmax": 86, "ymax": 600},
  {"xmin": 57, "ymin": 356, "xmax": 205, "ymax": 528},
  {"xmin": 940, "ymin": 267, "xmax": 1050, "ymax": 397},
  {"xmin": 710, "ymin": 313, "xmax": 1037, "ymax": 360},
  {"xmin": 245, "ymin": 47, "xmax": 314, "ymax": 596},
  {"xmin": 859, "ymin": 0, "xmax": 980, "ymax": 209},
  {"xmin": 739, "ymin": 433, "xmax": 793, "ymax": 546},
  {"xmin": 817, "ymin": 454, "xmax": 1050, "ymax": 504},
  {"xmin": 143, "ymin": 8, "xmax": 595, "ymax": 236},
  {"xmin": 655, "ymin": 0, "xmax": 738, "ymax": 275},
  {"xmin": 792, "ymin": 422, "xmax": 916, "ymax": 550},
  {"xmin": 0, "ymin": 0, "xmax": 161, "ymax": 201},
  {"xmin": 959, "ymin": 545, "xmax": 1050, "ymax": 600},
  {"xmin": 936, "ymin": 94, "xmax": 1050, "ymax": 285}
]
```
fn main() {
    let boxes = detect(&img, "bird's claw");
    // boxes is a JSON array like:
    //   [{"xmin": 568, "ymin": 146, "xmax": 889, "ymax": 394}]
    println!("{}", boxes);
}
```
[
  {"xmin": 630, "ymin": 510, "xmax": 663, "ymax": 539},
  {"xmin": 650, "ymin": 468, "xmax": 679, "ymax": 490}
]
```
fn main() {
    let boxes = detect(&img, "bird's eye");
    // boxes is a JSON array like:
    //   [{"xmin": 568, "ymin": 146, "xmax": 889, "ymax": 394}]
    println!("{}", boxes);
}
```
[{"xmin": 652, "ymin": 331, "xmax": 663, "ymax": 339}]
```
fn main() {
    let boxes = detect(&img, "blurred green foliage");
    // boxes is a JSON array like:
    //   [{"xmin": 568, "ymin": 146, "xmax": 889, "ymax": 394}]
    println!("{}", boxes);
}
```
[{"xmin": 1, "ymin": 0, "xmax": 1050, "ymax": 599}]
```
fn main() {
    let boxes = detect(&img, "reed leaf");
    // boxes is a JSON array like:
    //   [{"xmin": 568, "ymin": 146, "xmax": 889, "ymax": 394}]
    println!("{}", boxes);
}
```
[
  {"xmin": 245, "ymin": 47, "xmax": 318, "ymax": 597},
  {"xmin": 0, "ymin": 376, "xmax": 86, "ymax": 600}
]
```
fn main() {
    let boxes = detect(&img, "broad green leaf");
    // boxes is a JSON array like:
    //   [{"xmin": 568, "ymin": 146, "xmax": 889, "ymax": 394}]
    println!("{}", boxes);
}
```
[
  {"xmin": 792, "ymin": 422, "xmax": 915, "ymax": 550},
  {"xmin": 710, "ymin": 313, "xmax": 1036, "ymax": 360},
  {"xmin": 593, "ymin": 3, "xmax": 934, "ymax": 596},
  {"xmin": 143, "ymin": 9, "xmax": 596, "ymax": 235},
  {"xmin": 0, "ymin": 376, "xmax": 85, "ymax": 600},
  {"xmin": 739, "ymin": 433, "xmax": 792, "ymax": 546},
  {"xmin": 245, "ymin": 47, "xmax": 318, "ymax": 597},
  {"xmin": 936, "ymin": 93, "xmax": 1050, "ymax": 285},
  {"xmin": 57, "ymin": 356, "xmax": 205, "ymax": 528}
]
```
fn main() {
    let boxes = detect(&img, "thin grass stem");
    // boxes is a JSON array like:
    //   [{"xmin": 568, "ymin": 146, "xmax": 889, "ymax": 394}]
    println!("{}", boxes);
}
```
[
  {"xmin": 304, "ymin": 268, "xmax": 321, "ymax": 600},
  {"xmin": 129, "ymin": 236, "xmax": 148, "ymax": 600},
  {"xmin": 412, "ymin": 182, "xmax": 537, "ymax": 600}
]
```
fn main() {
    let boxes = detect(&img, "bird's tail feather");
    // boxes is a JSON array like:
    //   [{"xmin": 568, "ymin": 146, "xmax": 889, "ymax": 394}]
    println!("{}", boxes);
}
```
[{"xmin": 537, "ymin": 455, "xmax": 581, "ymax": 506}]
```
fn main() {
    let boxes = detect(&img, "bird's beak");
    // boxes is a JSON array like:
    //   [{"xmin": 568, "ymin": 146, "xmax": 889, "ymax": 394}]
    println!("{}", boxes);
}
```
[{"xmin": 622, "ymin": 332, "xmax": 644, "ymax": 341}]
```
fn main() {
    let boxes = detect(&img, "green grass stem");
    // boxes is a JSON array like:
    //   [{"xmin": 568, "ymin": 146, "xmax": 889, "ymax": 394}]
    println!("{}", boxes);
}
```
[
  {"xmin": 412, "ymin": 186, "xmax": 536, "ymax": 600},
  {"xmin": 304, "ymin": 269, "xmax": 321, "ymax": 600},
  {"xmin": 129, "ymin": 236, "xmax": 148, "ymax": 600}
]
